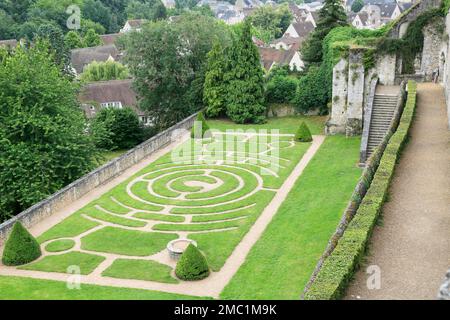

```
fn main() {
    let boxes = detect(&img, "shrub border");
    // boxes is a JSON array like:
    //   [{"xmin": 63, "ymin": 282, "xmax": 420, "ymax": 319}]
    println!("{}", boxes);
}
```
[{"xmin": 303, "ymin": 81, "xmax": 417, "ymax": 300}]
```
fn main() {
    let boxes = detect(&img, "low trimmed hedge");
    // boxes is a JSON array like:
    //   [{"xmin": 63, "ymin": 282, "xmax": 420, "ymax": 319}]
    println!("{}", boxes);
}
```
[{"xmin": 304, "ymin": 81, "xmax": 417, "ymax": 300}]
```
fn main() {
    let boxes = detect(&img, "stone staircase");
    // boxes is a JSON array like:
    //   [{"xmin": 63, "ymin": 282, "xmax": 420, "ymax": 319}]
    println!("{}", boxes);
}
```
[{"xmin": 366, "ymin": 93, "xmax": 398, "ymax": 158}]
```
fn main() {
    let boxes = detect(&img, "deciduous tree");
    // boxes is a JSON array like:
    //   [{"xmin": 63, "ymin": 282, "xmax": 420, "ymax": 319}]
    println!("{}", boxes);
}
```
[{"xmin": 0, "ymin": 42, "xmax": 97, "ymax": 221}]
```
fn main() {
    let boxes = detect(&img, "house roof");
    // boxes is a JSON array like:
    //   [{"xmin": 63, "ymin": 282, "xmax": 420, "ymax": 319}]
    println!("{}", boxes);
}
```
[
  {"xmin": 100, "ymin": 33, "xmax": 121, "ymax": 46},
  {"xmin": 270, "ymin": 36, "xmax": 302, "ymax": 46},
  {"xmin": 259, "ymin": 43, "xmax": 300, "ymax": 71},
  {"xmin": 71, "ymin": 44, "xmax": 120, "ymax": 74},
  {"xmin": 126, "ymin": 19, "xmax": 147, "ymax": 28},
  {"xmin": 79, "ymin": 79, "xmax": 144, "ymax": 117},
  {"xmin": 0, "ymin": 39, "xmax": 18, "ymax": 48},
  {"xmin": 288, "ymin": 21, "xmax": 315, "ymax": 38},
  {"xmin": 259, "ymin": 47, "xmax": 283, "ymax": 70},
  {"xmin": 377, "ymin": 3, "xmax": 399, "ymax": 17},
  {"xmin": 349, "ymin": 11, "xmax": 370, "ymax": 26}
]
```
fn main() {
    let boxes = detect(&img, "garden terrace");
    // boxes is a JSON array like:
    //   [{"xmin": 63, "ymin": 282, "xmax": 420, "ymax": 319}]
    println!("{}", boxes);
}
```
[{"xmin": 0, "ymin": 116, "xmax": 362, "ymax": 299}]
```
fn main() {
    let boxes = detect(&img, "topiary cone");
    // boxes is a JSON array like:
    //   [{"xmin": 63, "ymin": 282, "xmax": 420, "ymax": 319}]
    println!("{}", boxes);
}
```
[
  {"xmin": 191, "ymin": 112, "xmax": 211, "ymax": 139},
  {"xmin": 295, "ymin": 122, "xmax": 313, "ymax": 142},
  {"xmin": 175, "ymin": 244, "xmax": 210, "ymax": 281},
  {"xmin": 2, "ymin": 222, "xmax": 41, "ymax": 266}
]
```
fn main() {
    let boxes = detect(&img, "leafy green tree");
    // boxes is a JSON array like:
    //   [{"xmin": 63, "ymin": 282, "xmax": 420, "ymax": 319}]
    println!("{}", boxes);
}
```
[
  {"xmin": 0, "ymin": 41, "xmax": 97, "ymax": 220},
  {"xmin": 91, "ymin": 107, "xmax": 144, "ymax": 150},
  {"xmin": 27, "ymin": 0, "xmax": 84, "ymax": 31},
  {"xmin": 265, "ymin": 75, "xmax": 298, "ymax": 104},
  {"xmin": 292, "ymin": 65, "xmax": 328, "ymax": 113},
  {"xmin": 192, "ymin": 5, "xmax": 215, "ymax": 17},
  {"xmin": 35, "ymin": 23, "xmax": 72, "ymax": 76},
  {"xmin": 225, "ymin": 20, "xmax": 266, "ymax": 124},
  {"xmin": 84, "ymin": 28, "xmax": 102, "ymax": 47},
  {"xmin": 82, "ymin": 0, "xmax": 113, "ymax": 33},
  {"xmin": 175, "ymin": 244, "xmax": 210, "ymax": 280},
  {"xmin": 123, "ymin": 12, "xmax": 231, "ymax": 129},
  {"xmin": 81, "ymin": 19, "xmax": 107, "ymax": 35},
  {"xmin": 0, "ymin": 0, "xmax": 35, "ymax": 23},
  {"xmin": 301, "ymin": 0, "xmax": 347, "ymax": 63},
  {"xmin": 64, "ymin": 31, "xmax": 85, "ymax": 49},
  {"xmin": 351, "ymin": 0, "xmax": 364, "ymax": 13},
  {"xmin": 126, "ymin": 0, "xmax": 167, "ymax": 21},
  {"xmin": 0, "ymin": 9, "xmax": 17, "ymax": 40},
  {"xmin": 249, "ymin": 4, "xmax": 293, "ymax": 41},
  {"xmin": 81, "ymin": 60, "xmax": 130, "ymax": 82},
  {"xmin": 203, "ymin": 41, "xmax": 228, "ymax": 118},
  {"xmin": 2, "ymin": 222, "xmax": 41, "ymax": 266}
]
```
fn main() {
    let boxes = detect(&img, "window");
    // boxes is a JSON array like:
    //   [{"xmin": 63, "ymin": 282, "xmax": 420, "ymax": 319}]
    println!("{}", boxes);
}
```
[{"xmin": 100, "ymin": 101, "xmax": 123, "ymax": 109}]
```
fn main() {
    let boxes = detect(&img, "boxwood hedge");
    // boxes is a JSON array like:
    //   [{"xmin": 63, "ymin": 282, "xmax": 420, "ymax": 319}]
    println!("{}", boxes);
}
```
[{"xmin": 304, "ymin": 81, "xmax": 417, "ymax": 300}]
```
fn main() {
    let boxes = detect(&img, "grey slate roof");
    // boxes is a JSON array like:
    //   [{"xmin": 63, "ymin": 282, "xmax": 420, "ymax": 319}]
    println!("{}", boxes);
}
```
[{"xmin": 71, "ymin": 44, "xmax": 121, "ymax": 74}]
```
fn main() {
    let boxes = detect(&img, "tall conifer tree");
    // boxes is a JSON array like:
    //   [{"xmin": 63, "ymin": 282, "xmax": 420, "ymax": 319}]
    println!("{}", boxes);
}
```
[{"xmin": 225, "ymin": 20, "xmax": 266, "ymax": 124}]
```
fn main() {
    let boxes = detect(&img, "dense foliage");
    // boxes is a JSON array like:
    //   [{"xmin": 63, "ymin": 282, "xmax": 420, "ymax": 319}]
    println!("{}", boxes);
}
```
[
  {"xmin": 203, "ymin": 41, "xmax": 228, "ymax": 118},
  {"xmin": 123, "ymin": 12, "xmax": 231, "ymax": 130},
  {"xmin": 0, "ymin": 0, "xmax": 167, "ymax": 41},
  {"xmin": 0, "ymin": 42, "xmax": 97, "ymax": 220},
  {"xmin": 224, "ymin": 20, "xmax": 266, "ymax": 123},
  {"xmin": 301, "ymin": 0, "xmax": 348, "ymax": 64},
  {"xmin": 265, "ymin": 74, "xmax": 298, "ymax": 104},
  {"xmin": 248, "ymin": 4, "xmax": 293, "ymax": 42},
  {"xmin": 2, "ymin": 222, "xmax": 42, "ymax": 266},
  {"xmin": 91, "ymin": 107, "xmax": 144, "ymax": 150},
  {"xmin": 175, "ymin": 244, "xmax": 210, "ymax": 281},
  {"xmin": 81, "ymin": 60, "xmax": 129, "ymax": 82}
]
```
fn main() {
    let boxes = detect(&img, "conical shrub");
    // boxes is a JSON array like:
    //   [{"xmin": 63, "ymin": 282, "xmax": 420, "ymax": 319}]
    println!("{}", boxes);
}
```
[
  {"xmin": 295, "ymin": 122, "xmax": 313, "ymax": 142},
  {"xmin": 191, "ymin": 112, "xmax": 211, "ymax": 139},
  {"xmin": 2, "ymin": 222, "xmax": 41, "ymax": 266},
  {"xmin": 175, "ymin": 244, "xmax": 210, "ymax": 281}
]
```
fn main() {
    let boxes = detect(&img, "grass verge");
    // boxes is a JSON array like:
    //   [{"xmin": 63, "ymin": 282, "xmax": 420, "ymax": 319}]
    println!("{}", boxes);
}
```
[{"xmin": 220, "ymin": 136, "xmax": 362, "ymax": 299}]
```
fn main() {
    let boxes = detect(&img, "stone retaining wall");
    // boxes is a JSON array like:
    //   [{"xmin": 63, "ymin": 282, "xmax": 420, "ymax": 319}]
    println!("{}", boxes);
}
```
[{"xmin": 0, "ymin": 113, "xmax": 198, "ymax": 246}]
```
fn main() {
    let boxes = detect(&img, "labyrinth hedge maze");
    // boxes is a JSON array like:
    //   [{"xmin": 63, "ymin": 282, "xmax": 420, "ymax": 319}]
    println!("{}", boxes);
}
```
[{"xmin": 19, "ymin": 131, "xmax": 311, "ymax": 285}]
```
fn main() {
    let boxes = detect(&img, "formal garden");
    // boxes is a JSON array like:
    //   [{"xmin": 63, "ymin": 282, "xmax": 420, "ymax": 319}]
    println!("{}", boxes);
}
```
[{"xmin": 0, "ymin": 115, "xmax": 363, "ymax": 299}]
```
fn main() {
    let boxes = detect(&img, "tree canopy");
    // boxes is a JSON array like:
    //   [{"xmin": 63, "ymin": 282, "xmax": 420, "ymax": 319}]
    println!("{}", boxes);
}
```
[
  {"xmin": 122, "ymin": 12, "xmax": 231, "ymax": 130},
  {"xmin": 301, "ymin": 0, "xmax": 348, "ymax": 64},
  {"xmin": 0, "ymin": 41, "xmax": 97, "ymax": 221}
]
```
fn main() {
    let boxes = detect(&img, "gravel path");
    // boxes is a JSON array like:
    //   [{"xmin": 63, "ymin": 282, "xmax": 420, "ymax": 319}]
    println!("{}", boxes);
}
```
[{"xmin": 346, "ymin": 83, "xmax": 450, "ymax": 300}]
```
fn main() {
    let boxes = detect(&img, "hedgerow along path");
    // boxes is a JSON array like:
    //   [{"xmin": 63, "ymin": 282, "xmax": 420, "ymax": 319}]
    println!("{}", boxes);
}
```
[{"xmin": 0, "ymin": 124, "xmax": 325, "ymax": 298}]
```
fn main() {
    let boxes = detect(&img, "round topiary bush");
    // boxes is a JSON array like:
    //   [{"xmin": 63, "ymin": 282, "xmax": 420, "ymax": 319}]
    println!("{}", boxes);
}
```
[
  {"xmin": 175, "ymin": 244, "xmax": 210, "ymax": 281},
  {"xmin": 295, "ymin": 122, "xmax": 313, "ymax": 142},
  {"xmin": 191, "ymin": 112, "xmax": 211, "ymax": 139},
  {"xmin": 2, "ymin": 222, "xmax": 41, "ymax": 266}
]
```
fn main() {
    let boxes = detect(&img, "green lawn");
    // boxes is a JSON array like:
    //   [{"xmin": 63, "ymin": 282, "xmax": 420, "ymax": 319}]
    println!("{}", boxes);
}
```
[
  {"xmin": 1, "ymin": 116, "xmax": 364, "ymax": 300},
  {"xmin": 102, "ymin": 259, "xmax": 179, "ymax": 284},
  {"xmin": 208, "ymin": 116, "xmax": 327, "ymax": 135},
  {"xmin": 220, "ymin": 136, "xmax": 362, "ymax": 299},
  {"xmin": 0, "ymin": 276, "xmax": 211, "ymax": 300},
  {"xmin": 20, "ymin": 252, "xmax": 105, "ymax": 275}
]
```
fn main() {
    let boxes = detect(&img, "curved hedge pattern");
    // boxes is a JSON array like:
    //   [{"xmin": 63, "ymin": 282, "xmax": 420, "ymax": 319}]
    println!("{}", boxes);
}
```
[{"xmin": 304, "ymin": 81, "xmax": 417, "ymax": 300}]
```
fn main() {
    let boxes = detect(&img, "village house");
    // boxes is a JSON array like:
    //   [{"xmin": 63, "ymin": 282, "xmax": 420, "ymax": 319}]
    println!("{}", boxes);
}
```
[
  {"xmin": 99, "ymin": 33, "xmax": 121, "ymax": 46},
  {"xmin": 349, "ymin": 11, "xmax": 371, "ymax": 29},
  {"xmin": 120, "ymin": 19, "xmax": 147, "ymax": 33},
  {"xmin": 259, "ymin": 42, "xmax": 304, "ymax": 72},
  {"xmin": 78, "ymin": 79, "xmax": 150, "ymax": 125},
  {"xmin": 283, "ymin": 20, "xmax": 316, "ymax": 39}
]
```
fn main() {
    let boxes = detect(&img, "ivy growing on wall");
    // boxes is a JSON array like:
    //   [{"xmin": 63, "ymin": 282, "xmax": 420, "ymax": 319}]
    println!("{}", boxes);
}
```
[{"xmin": 377, "ymin": 8, "xmax": 444, "ymax": 74}]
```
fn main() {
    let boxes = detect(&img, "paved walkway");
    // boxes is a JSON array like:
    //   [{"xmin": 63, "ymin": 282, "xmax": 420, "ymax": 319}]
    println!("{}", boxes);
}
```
[{"xmin": 346, "ymin": 83, "xmax": 450, "ymax": 300}]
